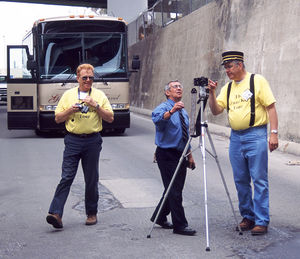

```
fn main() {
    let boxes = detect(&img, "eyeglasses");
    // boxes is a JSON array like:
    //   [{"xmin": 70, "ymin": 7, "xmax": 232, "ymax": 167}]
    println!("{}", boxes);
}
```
[
  {"xmin": 224, "ymin": 64, "xmax": 234, "ymax": 70},
  {"xmin": 170, "ymin": 84, "xmax": 183, "ymax": 89},
  {"xmin": 81, "ymin": 76, "xmax": 94, "ymax": 81},
  {"xmin": 224, "ymin": 61, "xmax": 241, "ymax": 70}
]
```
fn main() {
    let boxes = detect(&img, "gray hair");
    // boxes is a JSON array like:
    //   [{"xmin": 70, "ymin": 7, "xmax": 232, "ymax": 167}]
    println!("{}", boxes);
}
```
[
  {"xmin": 164, "ymin": 79, "xmax": 180, "ymax": 99},
  {"xmin": 233, "ymin": 60, "xmax": 245, "ymax": 69},
  {"xmin": 164, "ymin": 79, "xmax": 180, "ymax": 91}
]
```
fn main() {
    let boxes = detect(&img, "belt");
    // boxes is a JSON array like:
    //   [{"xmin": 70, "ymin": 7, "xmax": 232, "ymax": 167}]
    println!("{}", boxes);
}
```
[{"xmin": 67, "ymin": 132, "xmax": 99, "ymax": 138}]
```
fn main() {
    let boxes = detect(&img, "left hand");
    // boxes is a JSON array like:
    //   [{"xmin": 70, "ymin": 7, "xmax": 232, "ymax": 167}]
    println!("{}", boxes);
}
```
[
  {"xmin": 187, "ymin": 154, "xmax": 196, "ymax": 170},
  {"xmin": 83, "ymin": 96, "xmax": 97, "ymax": 108},
  {"xmin": 269, "ymin": 134, "xmax": 279, "ymax": 152}
]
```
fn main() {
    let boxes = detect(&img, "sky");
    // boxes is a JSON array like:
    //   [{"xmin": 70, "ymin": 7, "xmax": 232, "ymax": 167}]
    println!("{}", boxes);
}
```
[{"xmin": 0, "ymin": 1, "xmax": 94, "ymax": 72}]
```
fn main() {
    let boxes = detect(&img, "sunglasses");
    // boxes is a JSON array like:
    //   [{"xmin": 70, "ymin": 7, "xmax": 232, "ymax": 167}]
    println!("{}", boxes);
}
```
[{"xmin": 81, "ymin": 76, "xmax": 94, "ymax": 81}]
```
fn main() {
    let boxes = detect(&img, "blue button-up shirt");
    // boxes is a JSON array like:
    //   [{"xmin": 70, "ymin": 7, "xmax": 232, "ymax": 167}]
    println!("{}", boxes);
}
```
[{"xmin": 152, "ymin": 99, "xmax": 190, "ymax": 152}]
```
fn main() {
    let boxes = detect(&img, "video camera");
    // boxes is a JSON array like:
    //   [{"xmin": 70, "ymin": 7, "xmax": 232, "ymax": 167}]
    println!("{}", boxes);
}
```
[{"xmin": 75, "ymin": 103, "xmax": 89, "ymax": 113}]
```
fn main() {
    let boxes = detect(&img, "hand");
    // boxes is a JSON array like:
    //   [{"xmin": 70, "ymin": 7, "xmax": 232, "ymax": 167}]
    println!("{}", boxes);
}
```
[
  {"xmin": 71, "ymin": 103, "xmax": 81, "ymax": 113},
  {"xmin": 208, "ymin": 79, "xmax": 218, "ymax": 92},
  {"xmin": 269, "ymin": 134, "xmax": 279, "ymax": 152},
  {"xmin": 187, "ymin": 154, "xmax": 196, "ymax": 170},
  {"xmin": 83, "ymin": 95, "xmax": 97, "ymax": 108},
  {"xmin": 171, "ymin": 101, "xmax": 185, "ymax": 113}
]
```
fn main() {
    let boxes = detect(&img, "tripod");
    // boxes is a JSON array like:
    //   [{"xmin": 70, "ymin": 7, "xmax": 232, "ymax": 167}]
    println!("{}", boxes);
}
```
[{"xmin": 147, "ymin": 86, "xmax": 242, "ymax": 251}]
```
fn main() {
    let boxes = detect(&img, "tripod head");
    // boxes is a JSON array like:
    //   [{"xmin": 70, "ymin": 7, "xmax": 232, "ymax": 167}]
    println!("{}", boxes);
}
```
[{"xmin": 190, "ymin": 77, "xmax": 209, "ymax": 137}]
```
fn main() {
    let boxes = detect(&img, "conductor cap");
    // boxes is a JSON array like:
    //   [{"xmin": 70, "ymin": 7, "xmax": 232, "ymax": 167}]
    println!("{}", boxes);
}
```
[{"xmin": 221, "ymin": 51, "xmax": 244, "ymax": 65}]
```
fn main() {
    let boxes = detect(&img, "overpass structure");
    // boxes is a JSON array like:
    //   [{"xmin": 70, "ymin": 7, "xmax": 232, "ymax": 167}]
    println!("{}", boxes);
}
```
[
  {"xmin": 1, "ymin": 0, "xmax": 157, "ymax": 8},
  {"xmin": 1, "ymin": 0, "xmax": 107, "ymax": 8}
]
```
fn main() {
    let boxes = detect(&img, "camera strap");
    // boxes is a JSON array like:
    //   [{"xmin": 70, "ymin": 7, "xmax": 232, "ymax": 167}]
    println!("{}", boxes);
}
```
[
  {"xmin": 226, "ymin": 74, "xmax": 255, "ymax": 127},
  {"xmin": 189, "ymin": 88, "xmax": 198, "ymax": 136}
]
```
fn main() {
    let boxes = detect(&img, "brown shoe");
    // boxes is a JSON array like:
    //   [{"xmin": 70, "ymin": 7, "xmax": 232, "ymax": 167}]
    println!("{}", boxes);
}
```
[
  {"xmin": 86, "ymin": 215, "xmax": 97, "ymax": 225},
  {"xmin": 236, "ymin": 218, "xmax": 255, "ymax": 231},
  {"xmin": 251, "ymin": 225, "xmax": 268, "ymax": 235},
  {"xmin": 46, "ymin": 213, "xmax": 63, "ymax": 229}
]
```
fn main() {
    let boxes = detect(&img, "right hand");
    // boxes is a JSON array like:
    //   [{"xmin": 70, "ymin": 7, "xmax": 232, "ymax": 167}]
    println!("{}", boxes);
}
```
[
  {"xmin": 208, "ymin": 79, "xmax": 218, "ymax": 92},
  {"xmin": 71, "ymin": 103, "xmax": 81, "ymax": 113}
]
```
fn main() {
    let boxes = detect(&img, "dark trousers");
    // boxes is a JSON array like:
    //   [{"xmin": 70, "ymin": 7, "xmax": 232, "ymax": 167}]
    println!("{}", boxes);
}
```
[
  {"xmin": 48, "ymin": 133, "xmax": 102, "ymax": 217},
  {"xmin": 151, "ymin": 147, "xmax": 188, "ymax": 229}
]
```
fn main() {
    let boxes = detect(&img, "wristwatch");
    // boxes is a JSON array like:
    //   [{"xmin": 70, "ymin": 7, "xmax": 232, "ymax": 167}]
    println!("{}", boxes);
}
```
[
  {"xmin": 169, "ymin": 110, "xmax": 173, "ymax": 115},
  {"xmin": 271, "ymin": 129, "xmax": 278, "ymax": 134},
  {"xmin": 95, "ymin": 104, "xmax": 100, "ymax": 110}
]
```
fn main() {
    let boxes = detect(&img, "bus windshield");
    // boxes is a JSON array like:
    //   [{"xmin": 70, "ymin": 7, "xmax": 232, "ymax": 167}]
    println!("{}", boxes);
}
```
[{"xmin": 39, "ymin": 32, "xmax": 127, "ymax": 80}]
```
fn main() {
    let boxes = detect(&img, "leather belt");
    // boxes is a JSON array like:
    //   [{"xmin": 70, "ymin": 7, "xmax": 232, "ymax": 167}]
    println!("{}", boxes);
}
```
[{"xmin": 67, "ymin": 132, "xmax": 99, "ymax": 138}]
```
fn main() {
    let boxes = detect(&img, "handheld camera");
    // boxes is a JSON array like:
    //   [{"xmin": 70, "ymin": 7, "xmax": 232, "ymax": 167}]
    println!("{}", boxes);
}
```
[{"xmin": 75, "ymin": 103, "xmax": 89, "ymax": 113}]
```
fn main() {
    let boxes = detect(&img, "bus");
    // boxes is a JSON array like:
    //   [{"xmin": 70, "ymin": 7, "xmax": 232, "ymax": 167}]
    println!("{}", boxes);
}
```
[{"xmin": 6, "ymin": 15, "xmax": 139, "ymax": 134}]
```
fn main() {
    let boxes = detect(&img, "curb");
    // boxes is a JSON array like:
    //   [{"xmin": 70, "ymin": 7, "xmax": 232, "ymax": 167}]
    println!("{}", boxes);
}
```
[{"xmin": 130, "ymin": 106, "xmax": 300, "ymax": 157}]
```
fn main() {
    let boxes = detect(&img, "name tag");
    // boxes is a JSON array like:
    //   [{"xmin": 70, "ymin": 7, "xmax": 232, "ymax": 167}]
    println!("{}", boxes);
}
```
[{"xmin": 241, "ymin": 89, "xmax": 253, "ymax": 101}]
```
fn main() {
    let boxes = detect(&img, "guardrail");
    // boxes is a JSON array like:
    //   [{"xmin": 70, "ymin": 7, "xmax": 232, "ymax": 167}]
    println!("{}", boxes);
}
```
[{"xmin": 128, "ymin": 0, "xmax": 214, "ymax": 46}]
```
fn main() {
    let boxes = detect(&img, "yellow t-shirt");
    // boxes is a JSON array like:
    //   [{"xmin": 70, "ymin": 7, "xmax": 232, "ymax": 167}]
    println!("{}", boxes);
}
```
[
  {"xmin": 55, "ymin": 86, "xmax": 113, "ymax": 134},
  {"xmin": 217, "ymin": 72, "xmax": 276, "ymax": 130}
]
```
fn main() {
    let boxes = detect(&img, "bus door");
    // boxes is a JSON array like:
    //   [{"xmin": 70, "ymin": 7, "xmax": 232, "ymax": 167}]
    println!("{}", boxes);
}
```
[{"xmin": 7, "ymin": 45, "xmax": 38, "ymax": 130}]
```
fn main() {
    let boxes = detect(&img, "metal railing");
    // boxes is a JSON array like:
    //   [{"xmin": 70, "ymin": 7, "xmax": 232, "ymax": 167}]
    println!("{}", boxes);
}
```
[{"xmin": 128, "ymin": 0, "xmax": 214, "ymax": 46}]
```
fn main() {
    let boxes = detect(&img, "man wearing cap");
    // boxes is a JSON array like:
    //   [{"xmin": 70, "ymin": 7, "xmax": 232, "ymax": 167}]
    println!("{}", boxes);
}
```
[{"xmin": 208, "ymin": 51, "xmax": 278, "ymax": 235}]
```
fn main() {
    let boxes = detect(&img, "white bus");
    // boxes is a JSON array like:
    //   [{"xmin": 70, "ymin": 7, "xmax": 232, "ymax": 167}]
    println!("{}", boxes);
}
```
[{"xmin": 6, "ymin": 15, "xmax": 139, "ymax": 134}]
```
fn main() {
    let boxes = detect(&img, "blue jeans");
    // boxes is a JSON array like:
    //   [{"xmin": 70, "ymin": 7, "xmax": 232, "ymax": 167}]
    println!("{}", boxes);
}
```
[
  {"xmin": 229, "ymin": 125, "xmax": 269, "ymax": 226},
  {"xmin": 49, "ymin": 133, "xmax": 102, "ymax": 217}
]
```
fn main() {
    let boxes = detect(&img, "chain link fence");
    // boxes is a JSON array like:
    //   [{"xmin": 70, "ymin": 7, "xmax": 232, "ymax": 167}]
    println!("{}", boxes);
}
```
[{"xmin": 128, "ymin": 0, "xmax": 214, "ymax": 46}]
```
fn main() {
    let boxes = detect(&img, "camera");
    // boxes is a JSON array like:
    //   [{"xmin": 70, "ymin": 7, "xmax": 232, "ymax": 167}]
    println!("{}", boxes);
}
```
[
  {"xmin": 75, "ymin": 103, "xmax": 89, "ymax": 113},
  {"xmin": 194, "ymin": 76, "xmax": 209, "ymax": 99},
  {"xmin": 194, "ymin": 77, "xmax": 208, "ymax": 87}
]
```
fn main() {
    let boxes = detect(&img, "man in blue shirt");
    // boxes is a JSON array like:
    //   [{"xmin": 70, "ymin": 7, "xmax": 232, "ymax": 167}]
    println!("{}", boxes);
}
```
[{"xmin": 150, "ymin": 80, "xmax": 196, "ymax": 236}]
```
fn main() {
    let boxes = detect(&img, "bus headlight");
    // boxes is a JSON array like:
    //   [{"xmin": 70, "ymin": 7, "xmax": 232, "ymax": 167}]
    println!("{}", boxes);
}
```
[
  {"xmin": 111, "ymin": 103, "xmax": 129, "ymax": 109},
  {"xmin": 40, "ymin": 105, "xmax": 57, "ymax": 111}
]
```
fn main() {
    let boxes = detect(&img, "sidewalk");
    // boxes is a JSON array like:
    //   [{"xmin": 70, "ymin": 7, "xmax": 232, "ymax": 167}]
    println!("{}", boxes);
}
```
[{"xmin": 130, "ymin": 106, "xmax": 300, "ymax": 157}]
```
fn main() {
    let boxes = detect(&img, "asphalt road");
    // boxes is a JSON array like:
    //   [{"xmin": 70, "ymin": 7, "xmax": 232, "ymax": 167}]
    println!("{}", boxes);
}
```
[{"xmin": 0, "ymin": 105, "xmax": 300, "ymax": 258}]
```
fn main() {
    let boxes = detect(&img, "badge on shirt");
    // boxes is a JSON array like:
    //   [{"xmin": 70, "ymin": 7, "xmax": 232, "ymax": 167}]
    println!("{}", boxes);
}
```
[{"xmin": 241, "ymin": 89, "xmax": 253, "ymax": 101}]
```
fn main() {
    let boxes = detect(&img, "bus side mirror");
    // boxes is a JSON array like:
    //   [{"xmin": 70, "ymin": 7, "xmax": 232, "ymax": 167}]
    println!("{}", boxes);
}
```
[
  {"xmin": 131, "ymin": 55, "xmax": 140, "ymax": 70},
  {"xmin": 27, "ymin": 55, "xmax": 37, "ymax": 71}
]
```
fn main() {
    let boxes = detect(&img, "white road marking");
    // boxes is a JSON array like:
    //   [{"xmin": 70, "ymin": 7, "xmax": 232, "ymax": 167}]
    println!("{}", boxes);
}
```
[
  {"xmin": 101, "ymin": 178, "xmax": 193, "ymax": 209},
  {"xmin": 101, "ymin": 178, "xmax": 163, "ymax": 208}
]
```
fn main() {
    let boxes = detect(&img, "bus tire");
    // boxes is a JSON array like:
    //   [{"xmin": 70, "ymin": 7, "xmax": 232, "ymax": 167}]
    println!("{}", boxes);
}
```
[{"xmin": 115, "ymin": 128, "xmax": 126, "ymax": 134}]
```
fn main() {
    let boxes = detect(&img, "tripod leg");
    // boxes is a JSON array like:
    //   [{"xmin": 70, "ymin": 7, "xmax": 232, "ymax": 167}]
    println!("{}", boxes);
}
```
[
  {"xmin": 147, "ymin": 137, "xmax": 192, "ymax": 238},
  {"xmin": 200, "ymin": 124, "xmax": 211, "ymax": 251},
  {"xmin": 206, "ymin": 128, "xmax": 243, "ymax": 235}
]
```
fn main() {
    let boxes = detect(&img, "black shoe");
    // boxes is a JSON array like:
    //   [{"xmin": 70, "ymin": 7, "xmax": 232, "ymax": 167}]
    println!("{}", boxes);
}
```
[
  {"xmin": 173, "ymin": 227, "xmax": 196, "ymax": 236},
  {"xmin": 156, "ymin": 220, "xmax": 173, "ymax": 229}
]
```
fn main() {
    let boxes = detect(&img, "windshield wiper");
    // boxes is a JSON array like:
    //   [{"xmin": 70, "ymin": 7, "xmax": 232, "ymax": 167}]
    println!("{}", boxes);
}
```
[
  {"xmin": 61, "ymin": 73, "xmax": 75, "ymax": 87},
  {"xmin": 94, "ymin": 71, "xmax": 108, "ymax": 85}
]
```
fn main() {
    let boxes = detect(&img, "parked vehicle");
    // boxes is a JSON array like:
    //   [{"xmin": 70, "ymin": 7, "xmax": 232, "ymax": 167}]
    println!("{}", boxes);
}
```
[{"xmin": 0, "ymin": 75, "xmax": 7, "ymax": 105}]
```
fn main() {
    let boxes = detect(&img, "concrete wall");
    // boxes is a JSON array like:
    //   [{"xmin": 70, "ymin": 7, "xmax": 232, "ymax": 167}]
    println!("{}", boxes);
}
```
[{"xmin": 129, "ymin": 0, "xmax": 300, "ymax": 143}]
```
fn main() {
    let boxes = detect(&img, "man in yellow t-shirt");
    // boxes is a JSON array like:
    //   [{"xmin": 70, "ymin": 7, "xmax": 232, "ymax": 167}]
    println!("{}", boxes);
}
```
[
  {"xmin": 208, "ymin": 51, "xmax": 278, "ymax": 236},
  {"xmin": 46, "ymin": 64, "xmax": 114, "ymax": 229}
]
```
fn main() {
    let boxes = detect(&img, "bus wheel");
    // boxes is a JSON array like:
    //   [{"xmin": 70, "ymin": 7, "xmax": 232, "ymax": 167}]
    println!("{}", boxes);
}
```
[
  {"xmin": 35, "ymin": 129, "xmax": 43, "ymax": 136},
  {"xmin": 115, "ymin": 128, "xmax": 126, "ymax": 134}
]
